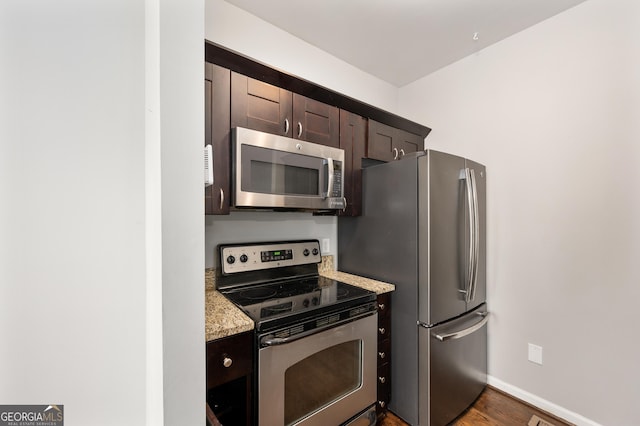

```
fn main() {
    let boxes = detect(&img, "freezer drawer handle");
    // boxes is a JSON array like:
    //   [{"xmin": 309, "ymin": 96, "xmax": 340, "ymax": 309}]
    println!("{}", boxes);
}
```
[{"xmin": 433, "ymin": 312, "xmax": 489, "ymax": 342}]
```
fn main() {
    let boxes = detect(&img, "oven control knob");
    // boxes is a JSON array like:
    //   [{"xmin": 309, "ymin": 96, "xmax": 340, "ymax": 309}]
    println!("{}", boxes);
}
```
[
  {"xmin": 312, "ymin": 248, "xmax": 319, "ymax": 256},
  {"xmin": 240, "ymin": 254, "xmax": 248, "ymax": 263},
  {"xmin": 303, "ymin": 299, "xmax": 310, "ymax": 308},
  {"xmin": 311, "ymin": 297, "xmax": 319, "ymax": 306},
  {"xmin": 226, "ymin": 255, "xmax": 235, "ymax": 264},
  {"xmin": 303, "ymin": 249, "xmax": 310, "ymax": 256}
]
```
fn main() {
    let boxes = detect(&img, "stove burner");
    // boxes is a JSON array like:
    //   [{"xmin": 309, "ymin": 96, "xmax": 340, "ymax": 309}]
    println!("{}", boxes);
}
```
[
  {"xmin": 337, "ymin": 287, "xmax": 349, "ymax": 298},
  {"xmin": 239, "ymin": 287, "xmax": 278, "ymax": 301}
]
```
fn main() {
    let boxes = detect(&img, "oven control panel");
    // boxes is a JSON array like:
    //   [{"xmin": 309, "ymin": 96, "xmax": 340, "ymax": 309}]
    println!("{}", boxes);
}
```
[{"xmin": 220, "ymin": 240, "xmax": 322, "ymax": 275}]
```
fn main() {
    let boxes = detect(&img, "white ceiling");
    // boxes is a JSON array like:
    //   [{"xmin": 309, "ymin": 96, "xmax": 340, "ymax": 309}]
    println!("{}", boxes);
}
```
[{"xmin": 224, "ymin": 0, "xmax": 588, "ymax": 87}]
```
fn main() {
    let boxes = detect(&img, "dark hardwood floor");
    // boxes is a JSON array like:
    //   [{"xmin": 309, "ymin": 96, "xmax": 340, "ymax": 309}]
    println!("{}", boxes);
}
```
[{"xmin": 379, "ymin": 386, "xmax": 573, "ymax": 426}]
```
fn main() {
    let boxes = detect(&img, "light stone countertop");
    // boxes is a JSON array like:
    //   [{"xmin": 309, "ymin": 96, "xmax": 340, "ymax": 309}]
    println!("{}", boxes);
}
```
[
  {"xmin": 205, "ymin": 269, "xmax": 253, "ymax": 342},
  {"xmin": 205, "ymin": 256, "xmax": 394, "ymax": 342}
]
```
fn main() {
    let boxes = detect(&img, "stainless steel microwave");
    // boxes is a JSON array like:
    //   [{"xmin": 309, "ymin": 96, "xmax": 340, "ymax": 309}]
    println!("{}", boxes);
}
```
[{"xmin": 232, "ymin": 127, "xmax": 346, "ymax": 211}]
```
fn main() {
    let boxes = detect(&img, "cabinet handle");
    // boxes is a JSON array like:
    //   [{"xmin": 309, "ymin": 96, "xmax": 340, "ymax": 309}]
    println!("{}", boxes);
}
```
[
  {"xmin": 378, "ymin": 327, "xmax": 386, "ymax": 335},
  {"xmin": 297, "ymin": 122, "xmax": 303, "ymax": 137},
  {"xmin": 378, "ymin": 352, "xmax": 386, "ymax": 359},
  {"xmin": 284, "ymin": 118, "xmax": 290, "ymax": 134},
  {"xmin": 219, "ymin": 188, "xmax": 224, "ymax": 210},
  {"xmin": 222, "ymin": 357, "xmax": 233, "ymax": 368},
  {"xmin": 378, "ymin": 303, "xmax": 385, "ymax": 311},
  {"xmin": 378, "ymin": 401, "xmax": 386, "ymax": 408},
  {"xmin": 378, "ymin": 376, "xmax": 386, "ymax": 384},
  {"xmin": 400, "ymin": 148, "xmax": 406, "ymax": 157},
  {"xmin": 393, "ymin": 148, "xmax": 398, "ymax": 160}
]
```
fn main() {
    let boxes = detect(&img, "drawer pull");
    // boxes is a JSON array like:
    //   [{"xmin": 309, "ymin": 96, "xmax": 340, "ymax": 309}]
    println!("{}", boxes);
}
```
[
  {"xmin": 378, "ymin": 376, "xmax": 386, "ymax": 384},
  {"xmin": 378, "ymin": 327, "xmax": 386, "ymax": 335},
  {"xmin": 378, "ymin": 352, "xmax": 386, "ymax": 359},
  {"xmin": 378, "ymin": 303, "xmax": 385, "ymax": 311},
  {"xmin": 222, "ymin": 357, "xmax": 233, "ymax": 368}
]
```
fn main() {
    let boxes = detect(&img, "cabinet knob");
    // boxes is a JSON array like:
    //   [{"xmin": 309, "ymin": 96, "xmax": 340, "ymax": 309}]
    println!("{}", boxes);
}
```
[
  {"xmin": 378, "ymin": 401, "xmax": 386, "ymax": 408},
  {"xmin": 378, "ymin": 327, "xmax": 386, "ymax": 335},
  {"xmin": 378, "ymin": 303, "xmax": 385, "ymax": 311},
  {"xmin": 378, "ymin": 352, "xmax": 386, "ymax": 359},
  {"xmin": 378, "ymin": 376, "xmax": 386, "ymax": 384},
  {"xmin": 222, "ymin": 357, "xmax": 233, "ymax": 368}
]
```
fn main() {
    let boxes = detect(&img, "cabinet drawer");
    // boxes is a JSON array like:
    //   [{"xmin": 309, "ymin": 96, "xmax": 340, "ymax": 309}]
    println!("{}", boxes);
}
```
[
  {"xmin": 206, "ymin": 331, "xmax": 253, "ymax": 390},
  {"xmin": 377, "ymin": 362, "xmax": 391, "ymax": 411},
  {"xmin": 377, "ymin": 293, "xmax": 391, "ymax": 321},
  {"xmin": 377, "ymin": 321, "xmax": 390, "ymax": 341},
  {"xmin": 377, "ymin": 338, "xmax": 391, "ymax": 364}
]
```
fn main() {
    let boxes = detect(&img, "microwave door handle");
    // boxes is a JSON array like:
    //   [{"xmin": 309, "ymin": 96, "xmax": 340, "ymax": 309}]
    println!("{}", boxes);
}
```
[{"xmin": 323, "ymin": 157, "xmax": 334, "ymax": 199}]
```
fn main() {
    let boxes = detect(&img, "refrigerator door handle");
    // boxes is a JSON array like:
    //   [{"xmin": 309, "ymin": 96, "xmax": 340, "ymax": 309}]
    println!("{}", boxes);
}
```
[
  {"xmin": 432, "ymin": 311, "xmax": 489, "ymax": 342},
  {"xmin": 461, "ymin": 168, "xmax": 474, "ymax": 302},
  {"xmin": 469, "ymin": 168, "xmax": 480, "ymax": 301}
]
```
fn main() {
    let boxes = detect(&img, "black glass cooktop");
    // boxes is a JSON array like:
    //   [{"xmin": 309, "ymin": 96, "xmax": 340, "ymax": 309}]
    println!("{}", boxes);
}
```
[{"xmin": 220, "ymin": 275, "xmax": 376, "ymax": 330}]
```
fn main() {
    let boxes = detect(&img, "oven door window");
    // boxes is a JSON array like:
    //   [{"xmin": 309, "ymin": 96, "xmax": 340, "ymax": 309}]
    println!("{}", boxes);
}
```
[
  {"xmin": 284, "ymin": 340, "xmax": 362, "ymax": 425},
  {"xmin": 241, "ymin": 144, "xmax": 324, "ymax": 196}
]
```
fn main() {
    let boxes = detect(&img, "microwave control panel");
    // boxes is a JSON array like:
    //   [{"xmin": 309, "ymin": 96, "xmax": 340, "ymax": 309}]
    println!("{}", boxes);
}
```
[{"xmin": 330, "ymin": 161, "xmax": 343, "ymax": 197}]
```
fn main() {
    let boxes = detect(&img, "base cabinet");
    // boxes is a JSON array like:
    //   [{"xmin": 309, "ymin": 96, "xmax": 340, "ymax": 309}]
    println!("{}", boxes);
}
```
[
  {"xmin": 376, "ymin": 292, "xmax": 392, "ymax": 419},
  {"xmin": 206, "ymin": 331, "xmax": 253, "ymax": 426}
]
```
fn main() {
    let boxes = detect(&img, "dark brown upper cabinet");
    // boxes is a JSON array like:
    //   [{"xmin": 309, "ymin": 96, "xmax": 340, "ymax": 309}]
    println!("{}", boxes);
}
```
[
  {"xmin": 205, "ymin": 63, "xmax": 231, "ymax": 215},
  {"xmin": 339, "ymin": 110, "xmax": 366, "ymax": 217},
  {"xmin": 367, "ymin": 119, "xmax": 424, "ymax": 162},
  {"xmin": 231, "ymin": 72, "xmax": 339, "ymax": 148}
]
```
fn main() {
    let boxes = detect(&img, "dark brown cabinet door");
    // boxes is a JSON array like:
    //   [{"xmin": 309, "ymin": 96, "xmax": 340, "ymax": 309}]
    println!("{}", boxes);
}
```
[
  {"xmin": 293, "ymin": 94, "xmax": 339, "ymax": 147},
  {"xmin": 339, "ymin": 110, "xmax": 366, "ymax": 216},
  {"xmin": 206, "ymin": 331, "xmax": 254, "ymax": 426},
  {"xmin": 396, "ymin": 129, "xmax": 423, "ymax": 157},
  {"xmin": 231, "ymin": 72, "xmax": 292, "ymax": 137},
  {"xmin": 231, "ymin": 72, "xmax": 340, "ymax": 147},
  {"xmin": 205, "ymin": 63, "xmax": 231, "ymax": 215},
  {"xmin": 367, "ymin": 119, "xmax": 423, "ymax": 162},
  {"xmin": 367, "ymin": 120, "xmax": 396, "ymax": 162}
]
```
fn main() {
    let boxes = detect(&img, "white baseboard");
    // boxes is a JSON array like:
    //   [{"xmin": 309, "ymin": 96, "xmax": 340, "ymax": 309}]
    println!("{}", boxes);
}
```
[{"xmin": 487, "ymin": 376, "xmax": 602, "ymax": 426}]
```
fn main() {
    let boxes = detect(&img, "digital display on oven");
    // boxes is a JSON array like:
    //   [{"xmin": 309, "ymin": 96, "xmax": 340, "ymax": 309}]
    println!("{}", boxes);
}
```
[{"xmin": 261, "ymin": 249, "xmax": 293, "ymax": 262}]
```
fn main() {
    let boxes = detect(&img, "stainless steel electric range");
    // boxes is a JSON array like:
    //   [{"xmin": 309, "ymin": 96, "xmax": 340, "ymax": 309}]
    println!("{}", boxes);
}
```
[{"xmin": 217, "ymin": 240, "xmax": 378, "ymax": 426}]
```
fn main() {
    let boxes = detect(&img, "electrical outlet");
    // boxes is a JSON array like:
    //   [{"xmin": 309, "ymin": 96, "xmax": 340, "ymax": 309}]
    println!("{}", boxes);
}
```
[
  {"xmin": 321, "ymin": 238, "xmax": 330, "ymax": 254},
  {"xmin": 528, "ymin": 343, "xmax": 543, "ymax": 365}
]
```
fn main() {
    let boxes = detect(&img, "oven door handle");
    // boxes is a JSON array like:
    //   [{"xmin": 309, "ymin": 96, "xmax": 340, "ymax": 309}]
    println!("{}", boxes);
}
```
[{"xmin": 260, "ymin": 311, "xmax": 374, "ymax": 347}]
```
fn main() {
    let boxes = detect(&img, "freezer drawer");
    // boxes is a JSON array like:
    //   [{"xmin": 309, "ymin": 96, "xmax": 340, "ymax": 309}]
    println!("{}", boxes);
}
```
[{"xmin": 418, "ymin": 307, "xmax": 488, "ymax": 426}]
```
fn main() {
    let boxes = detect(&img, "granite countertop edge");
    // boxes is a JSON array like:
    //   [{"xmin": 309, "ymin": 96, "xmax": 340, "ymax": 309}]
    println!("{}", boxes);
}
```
[{"xmin": 205, "ymin": 256, "xmax": 395, "ymax": 342}]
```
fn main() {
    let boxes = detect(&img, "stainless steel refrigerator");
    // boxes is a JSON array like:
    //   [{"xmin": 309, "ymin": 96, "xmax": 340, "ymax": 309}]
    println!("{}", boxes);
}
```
[{"xmin": 338, "ymin": 150, "xmax": 489, "ymax": 426}]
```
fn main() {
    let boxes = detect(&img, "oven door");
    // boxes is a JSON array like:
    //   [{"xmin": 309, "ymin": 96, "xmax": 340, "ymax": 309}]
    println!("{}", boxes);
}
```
[
  {"xmin": 258, "ymin": 313, "xmax": 377, "ymax": 426},
  {"xmin": 233, "ymin": 127, "xmax": 345, "ymax": 210}
]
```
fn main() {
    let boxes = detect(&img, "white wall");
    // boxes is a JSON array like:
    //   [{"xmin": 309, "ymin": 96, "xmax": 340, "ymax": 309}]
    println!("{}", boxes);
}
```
[
  {"xmin": 155, "ymin": 1, "xmax": 205, "ymax": 425},
  {"xmin": 398, "ymin": 1, "xmax": 640, "ymax": 424},
  {"xmin": 205, "ymin": 0, "xmax": 399, "ymax": 113},
  {"xmin": 0, "ymin": 1, "xmax": 204, "ymax": 425},
  {"xmin": 204, "ymin": 0, "xmax": 398, "ymax": 266}
]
